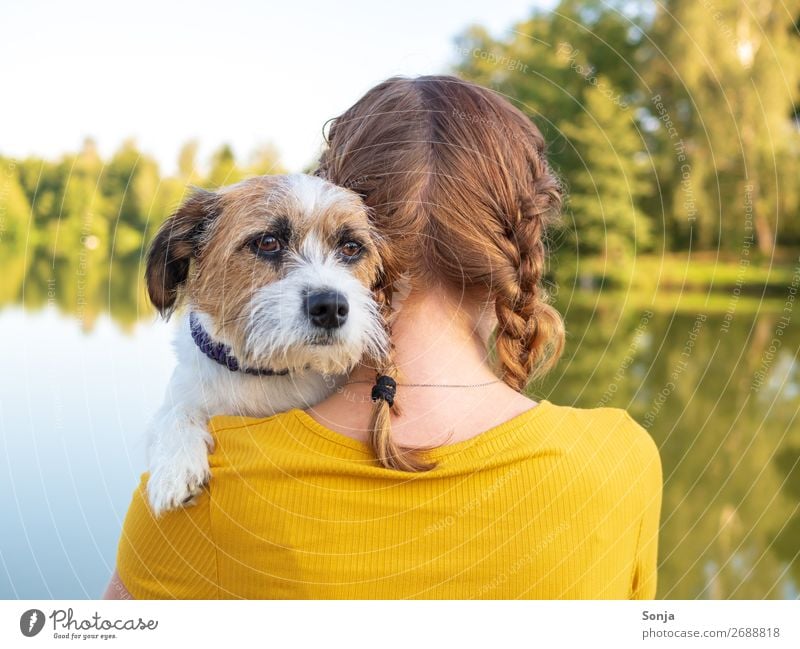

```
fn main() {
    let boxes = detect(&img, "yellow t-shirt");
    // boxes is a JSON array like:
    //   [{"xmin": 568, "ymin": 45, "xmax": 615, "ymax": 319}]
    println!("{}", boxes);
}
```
[{"xmin": 116, "ymin": 400, "xmax": 662, "ymax": 599}]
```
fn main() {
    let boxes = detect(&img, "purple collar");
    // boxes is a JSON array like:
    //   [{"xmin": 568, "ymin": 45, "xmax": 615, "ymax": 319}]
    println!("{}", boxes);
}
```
[{"xmin": 189, "ymin": 312, "xmax": 290, "ymax": 377}]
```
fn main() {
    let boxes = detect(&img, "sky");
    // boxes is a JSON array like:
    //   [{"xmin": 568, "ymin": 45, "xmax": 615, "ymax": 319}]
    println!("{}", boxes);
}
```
[{"xmin": 1, "ymin": 0, "xmax": 553, "ymax": 175}]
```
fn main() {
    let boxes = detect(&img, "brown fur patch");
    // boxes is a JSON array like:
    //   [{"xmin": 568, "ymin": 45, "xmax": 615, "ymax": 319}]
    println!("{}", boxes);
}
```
[{"xmin": 145, "ymin": 188, "xmax": 221, "ymax": 316}]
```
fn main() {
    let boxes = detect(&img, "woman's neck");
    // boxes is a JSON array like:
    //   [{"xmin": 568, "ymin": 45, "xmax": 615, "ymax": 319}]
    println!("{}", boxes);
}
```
[
  {"xmin": 308, "ymin": 287, "xmax": 539, "ymax": 448},
  {"xmin": 349, "ymin": 287, "xmax": 498, "ymax": 386}
]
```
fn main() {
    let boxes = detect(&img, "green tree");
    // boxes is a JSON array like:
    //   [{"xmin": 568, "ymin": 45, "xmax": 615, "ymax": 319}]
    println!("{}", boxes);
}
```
[
  {"xmin": 1, "ymin": 137, "xmax": 286, "ymax": 324},
  {"xmin": 0, "ymin": 158, "xmax": 32, "ymax": 250},
  {"xmin": 644, "ymin": 0, "xmax": 800, "ymax": 254},
  {"xmin": 0, "ymin": 158, "xmax": 33, "ymax": 303},
  {"xmin": 207, "ymin": 144, "xmax": 242, "ymax": 187},
  {"xmin": 561, "ymin": 79, "xmax": 654, "ymax": 263},
  {"xmin": 177, "ymin": 139, "xmax": 201, "ymax": 183},
  {"xmin": 101, "ymin": 139, "xmax": 161, "ymax": 257},
  {"xmin": 456, "ymin": 0, "xmax": 800, "ymax": 255}
]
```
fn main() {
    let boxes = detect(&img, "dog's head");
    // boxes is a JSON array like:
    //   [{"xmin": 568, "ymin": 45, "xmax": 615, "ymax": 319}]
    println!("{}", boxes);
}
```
[{"xmin": 146, "ymin": 174, "xmax": 387, "ymax": 374}]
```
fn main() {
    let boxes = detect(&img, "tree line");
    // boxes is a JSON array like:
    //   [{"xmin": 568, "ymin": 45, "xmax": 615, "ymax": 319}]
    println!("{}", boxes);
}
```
[
  {"xmin": 455, "ymin": 0, "xmax": 800, "ymax": 261},
  {"xmin": 0, "ymin": 139, "xmax": 283, "ymax": 325}
]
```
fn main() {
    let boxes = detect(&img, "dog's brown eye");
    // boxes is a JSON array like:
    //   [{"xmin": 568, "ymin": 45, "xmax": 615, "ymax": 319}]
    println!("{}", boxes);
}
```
[
  {"xmin": 340, "ymin": 241, "xmax": 362, "ymax": 258},
  {"xmin": 252, "ymin": 235, "xmax": 281, "ymax": 254}
]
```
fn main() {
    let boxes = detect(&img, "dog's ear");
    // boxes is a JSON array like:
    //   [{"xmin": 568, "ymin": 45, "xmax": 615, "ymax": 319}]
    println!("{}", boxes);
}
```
[{"xmin": 146, "ymin": 188, "xmax": 220, "ymax": 318}]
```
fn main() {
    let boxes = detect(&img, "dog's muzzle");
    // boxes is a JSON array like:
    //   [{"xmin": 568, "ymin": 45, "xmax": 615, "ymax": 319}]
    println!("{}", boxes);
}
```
[{"xmin": 305, "ymin": 290, "xmax": 349, "ymax": 330}]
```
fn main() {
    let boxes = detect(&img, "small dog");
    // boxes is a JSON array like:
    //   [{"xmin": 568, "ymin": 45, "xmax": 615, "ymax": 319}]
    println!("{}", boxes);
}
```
[{"xmin": 144, "ymin": 174, "xmax": 387, "ymax": 516}]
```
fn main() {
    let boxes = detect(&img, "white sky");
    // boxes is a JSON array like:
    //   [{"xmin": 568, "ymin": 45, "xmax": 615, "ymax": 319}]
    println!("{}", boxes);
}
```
[{"xmin": 2, "ymin": 0, "xmax": 552, "ymax": 175}]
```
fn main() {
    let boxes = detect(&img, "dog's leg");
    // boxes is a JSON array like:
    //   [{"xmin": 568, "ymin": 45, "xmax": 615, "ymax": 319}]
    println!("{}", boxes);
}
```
[{"xmin": 145, "ymin": 402, "xmax": 214, "ymax": 516}]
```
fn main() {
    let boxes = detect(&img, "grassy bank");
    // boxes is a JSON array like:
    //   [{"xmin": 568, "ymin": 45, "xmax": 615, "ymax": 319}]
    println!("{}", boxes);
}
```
[{"xmin": 554, "ymin": 251, "xmax": 800, "ymax": 295}]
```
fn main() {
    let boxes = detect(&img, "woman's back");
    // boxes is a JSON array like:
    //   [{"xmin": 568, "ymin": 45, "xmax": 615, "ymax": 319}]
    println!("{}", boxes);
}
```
[{"xmin": 116, "ymin": 400, "xmax": 661, "ymax": 599}]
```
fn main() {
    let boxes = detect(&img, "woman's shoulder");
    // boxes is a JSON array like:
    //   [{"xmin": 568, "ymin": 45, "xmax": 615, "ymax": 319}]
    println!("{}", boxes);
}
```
[
  {"xmin": 207, "ymin": 408, "xmax": 373, "ymax": 464},
  {"xmin": 548, "ymin": 401, "xmax": 657, "ymax": 445},
  {"xmin": 543, "ymin": 401, "xmax": 662, "ymax": 478},
  {"xmin": 208, "ymin": 412, "xmax": 288, "ymax": 432},
  {"xmin": 207, "ymin": 409, "xmax": 320, "ymax": 455},
  {"xmin": 208, "ymin": 410, "xmax": 302, "ymax": 440},
  {"xmin": 543, "ymin": 402, "xmax": 663, "ymax": 531}
]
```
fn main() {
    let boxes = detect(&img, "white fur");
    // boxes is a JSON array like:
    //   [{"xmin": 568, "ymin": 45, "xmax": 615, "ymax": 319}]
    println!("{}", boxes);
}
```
[
  {"xmin": 146, "ymin": 310, "xmax": 342, "ymax": 515},
  {"xmin": 286, "ymin": 173, "xmax": 341, "ymax": 217}
]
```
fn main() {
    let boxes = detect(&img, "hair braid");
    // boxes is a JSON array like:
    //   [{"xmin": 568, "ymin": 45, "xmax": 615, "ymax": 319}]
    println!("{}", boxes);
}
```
[{"xmin": 494, "ymin": 174, "xmax": 565, "ymax": 392}]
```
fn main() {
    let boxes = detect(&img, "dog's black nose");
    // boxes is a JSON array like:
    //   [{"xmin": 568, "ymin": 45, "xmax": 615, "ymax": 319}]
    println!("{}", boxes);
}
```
[{"xmin": 305, "ymin": 290, "xmax": 349, "ymax": 329}]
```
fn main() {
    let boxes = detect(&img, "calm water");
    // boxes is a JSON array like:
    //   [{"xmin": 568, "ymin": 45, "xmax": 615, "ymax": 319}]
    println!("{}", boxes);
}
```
[{"xmin": 0, "ymin": 282, "xmax": 798, "ymax": 599}]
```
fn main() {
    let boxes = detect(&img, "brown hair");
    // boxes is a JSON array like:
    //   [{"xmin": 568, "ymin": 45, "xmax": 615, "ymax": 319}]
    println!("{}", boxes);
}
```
[{"xmin": 316, "ymin": 75, "xmax": 565, "ymax": 471}]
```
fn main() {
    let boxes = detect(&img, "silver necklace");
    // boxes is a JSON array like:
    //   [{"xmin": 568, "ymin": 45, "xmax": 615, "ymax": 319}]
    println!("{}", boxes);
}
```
[{"xmin": 344, "ymin": 379, "xmax": 503, "ymax": 388}]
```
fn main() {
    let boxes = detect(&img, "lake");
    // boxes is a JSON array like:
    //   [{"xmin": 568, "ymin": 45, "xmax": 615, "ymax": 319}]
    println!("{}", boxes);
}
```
[{"xmin": 0, "ymin": 271, "xmax": 798, "ymax": 599}]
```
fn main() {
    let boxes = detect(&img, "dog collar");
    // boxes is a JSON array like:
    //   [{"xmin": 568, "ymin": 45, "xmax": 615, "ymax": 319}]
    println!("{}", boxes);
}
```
[{"xmin": 189, "ymin": 311, "xmax": 290, "ymax": 377}]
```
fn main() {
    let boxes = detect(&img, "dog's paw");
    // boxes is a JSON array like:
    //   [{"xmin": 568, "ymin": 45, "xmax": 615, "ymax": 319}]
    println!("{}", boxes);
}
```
[{"xmin": 146, "ymin": 432, "xmax": 212, "ymax": 517}]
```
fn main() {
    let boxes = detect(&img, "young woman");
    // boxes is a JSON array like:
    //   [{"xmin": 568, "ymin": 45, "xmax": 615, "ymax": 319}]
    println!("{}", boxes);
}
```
[{"xmin": 104, "ymin": 75, "xmax": 662, "ymax": 599}]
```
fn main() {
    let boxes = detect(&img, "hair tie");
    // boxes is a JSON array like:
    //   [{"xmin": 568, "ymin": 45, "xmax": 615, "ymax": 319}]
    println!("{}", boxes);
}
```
[{"xmin": 371, "ymin": 375, "xmax": 397, "ymax": 407}]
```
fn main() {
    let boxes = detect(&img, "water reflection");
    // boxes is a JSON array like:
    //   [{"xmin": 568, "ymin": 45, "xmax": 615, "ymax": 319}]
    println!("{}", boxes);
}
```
[
  {"xmin": 1, "ymin": 242, "xmax": 151, "ymax": 332},
  {"xmin": 539, "ymin": 295, "xmax": 800, "ymax": 599}
]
